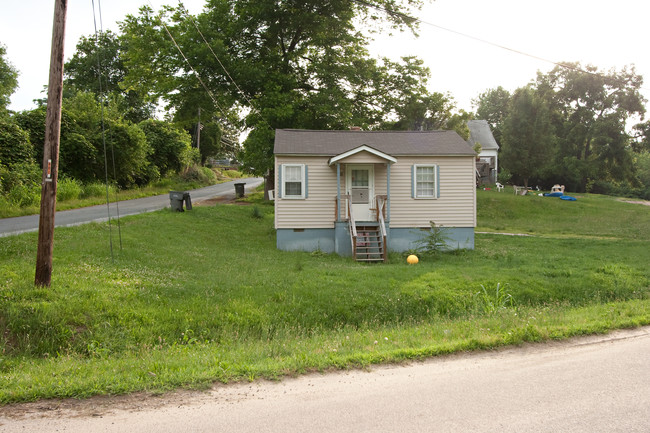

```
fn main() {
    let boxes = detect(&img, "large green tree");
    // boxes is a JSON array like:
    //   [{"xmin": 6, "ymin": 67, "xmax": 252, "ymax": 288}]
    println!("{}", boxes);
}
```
[
  {"xmin": 535, "ymin": 63, "xmax": 646, "ymax": 191},
  {"xmin": 119, "ymin": 0, "xmax": 434, "ymax": 191},
  {"xmin": 473, "ymin": 86, "xmax": 510, "ymax": 145},
  {"xmin": 500, "ymin": 86, "xmax": 554, "ymax": 188},
  {"xmin": 64, "ymin": 30, "xmax": 155, "ymax": 123},
  {"xmin": 0, "ymin": 43, "xmax": 19, "ymax": 116}
]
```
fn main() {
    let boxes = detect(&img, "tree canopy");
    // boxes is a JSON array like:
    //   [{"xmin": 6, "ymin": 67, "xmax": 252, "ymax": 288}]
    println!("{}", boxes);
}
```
[
  {"xmin": 0, "ymin": 43, "xmax": 19, "ymax": 116},
  {"xmin": 476, "ymin": 63, "xmax": 647, "ymax": 194},
  {"xmin": 118, "ymin": 0, "xmax": 456, "ymax": 181}
]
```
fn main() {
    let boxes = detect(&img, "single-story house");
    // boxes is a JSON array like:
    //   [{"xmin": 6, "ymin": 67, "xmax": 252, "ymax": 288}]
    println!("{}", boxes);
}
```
[
  {"xmin": 467, "ymin": 120, "xmax": 499, "ymax": 184},
  {"xmin": 274, "ymin": 129, "xmax": 477, "ymax": 261}
]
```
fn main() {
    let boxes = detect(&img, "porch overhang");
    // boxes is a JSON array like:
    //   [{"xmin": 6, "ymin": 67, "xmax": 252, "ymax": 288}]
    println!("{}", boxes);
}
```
[{"xmin": 328, "ymin": 145, "xmax": 397, "ymax": 166}]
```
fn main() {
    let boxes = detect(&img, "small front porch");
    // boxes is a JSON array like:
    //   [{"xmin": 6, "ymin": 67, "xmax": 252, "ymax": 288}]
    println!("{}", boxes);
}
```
[{"xmin": 329, "ymin": 145, "xmax": 396, "ymax": 262}]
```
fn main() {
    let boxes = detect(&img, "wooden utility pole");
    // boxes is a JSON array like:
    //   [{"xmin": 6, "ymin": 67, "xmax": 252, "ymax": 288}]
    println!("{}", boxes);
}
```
[{"xmin": 35, "ymin": 0, "xmax": 68, "ymax": 287}]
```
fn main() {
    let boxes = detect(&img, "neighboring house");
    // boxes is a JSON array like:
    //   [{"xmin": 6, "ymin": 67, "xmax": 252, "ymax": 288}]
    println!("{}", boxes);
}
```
[
  {"xmin": 274, "ymin": 129, "xmax": 477, "ymax": 261},
  {"xmin": 467, "ymin": 120, "xmax": 499, "ymax": 184}
]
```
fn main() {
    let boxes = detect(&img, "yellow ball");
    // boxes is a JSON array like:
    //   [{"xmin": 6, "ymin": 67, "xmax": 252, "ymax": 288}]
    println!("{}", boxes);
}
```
[{"xmin": 407, "ymin": 254, "xmax": 419, "ymax": 264}]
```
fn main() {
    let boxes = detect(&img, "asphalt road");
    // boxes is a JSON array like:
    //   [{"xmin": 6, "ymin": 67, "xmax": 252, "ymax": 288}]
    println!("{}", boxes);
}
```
[
  {"xmin": 0, "ymin": 177, "xmax": 263, "ymax": 237},
  {"xmin": 1, "ymin": 327, "xmax": 648, "ymax": 433}
]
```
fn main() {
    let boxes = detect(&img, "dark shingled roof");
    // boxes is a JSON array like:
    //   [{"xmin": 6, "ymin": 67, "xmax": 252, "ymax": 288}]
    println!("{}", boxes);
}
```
[
  {"xmin": 274, "ymin": 129, "xmax": 476, "ymax": 156},
  {"xmin": 467, "ymin": 120, "xmax": 499, "ymax": 151}
]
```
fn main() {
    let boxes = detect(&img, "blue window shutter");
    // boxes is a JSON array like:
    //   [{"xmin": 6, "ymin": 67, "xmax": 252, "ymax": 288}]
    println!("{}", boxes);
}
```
[
  {"xmin": 304, "ymin": 165, "xmax": 308, "ymax": 198},
  {"xmin": 277, "ymin": 165, "xmax": 283, "ymax": 198},
  {"xmin": 436, "ymin": 165, "xmax": 440, "ymax": 198},
  {"xmin": 411, "ymin": 165, "xmax": 415, "ymax": 198}
]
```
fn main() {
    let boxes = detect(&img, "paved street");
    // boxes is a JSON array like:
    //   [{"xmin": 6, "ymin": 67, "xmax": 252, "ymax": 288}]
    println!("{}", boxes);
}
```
[
  {"xmin": 0, "ymin": 178, "xmax": 263, "ymax": 237},
  {"xmin": 1, "ymin": 327, "xmax": 648, "ymax": 433}
]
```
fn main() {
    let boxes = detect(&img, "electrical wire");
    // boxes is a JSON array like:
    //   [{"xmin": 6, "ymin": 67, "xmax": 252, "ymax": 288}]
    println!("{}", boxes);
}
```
[
  {"xmin": 350, "ymin": 0, "xmax": 649, "ymax": 92},
  {"xmin": 145, "ymin": 0, "xmax": 233, "ymax": 122},
  {"xmin": 92, "ymin": 0, "xmax": 118, "ymax": 261}
]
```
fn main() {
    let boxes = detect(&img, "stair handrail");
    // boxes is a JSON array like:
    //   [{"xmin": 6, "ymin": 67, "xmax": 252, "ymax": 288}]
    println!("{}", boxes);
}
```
[
  {"xmin": 377, "ymin": 196, "xmax": 386, "ymax": 238},
  {"xmin": 344, "ymin": 194, "xmax": 357, "ymax": 258},
  {"xmin": 376, "ymin": 196, "xmax": 387, "ymax": 262}
]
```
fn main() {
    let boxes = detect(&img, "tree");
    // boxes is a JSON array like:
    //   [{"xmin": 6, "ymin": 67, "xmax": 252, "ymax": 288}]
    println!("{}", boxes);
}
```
[
  {"xmin": 500, "ymin": 86, "xmax": 554, "ymax": 188},
  {"xmin": 632, "ymin": 120, "xmax": 650, "ymax": 153},
  {"xmin": 138, "ymin": 119, "xmax": 195, "ymax": 177},
  {"xmin": 473, "ymin": 86, "xmax": 510, "ymax": 145},
  {"xmin": 379, "ymin": 57, "xmax": 471, "ymax": 137},
  {"xmin": 64, "ymin": 30, "xmax": 154, "ymax": 123},
  {"xmin": 119, "ymin": 0, "xmax": 433, "ymax": 193},
  {"xmin": 0, "ymin": 117, "xmax": 40, "ymax": 198},
  {"xmin": 535, "ymin": 63, "xmax": 646, "ymax": 191},
  {"xmin": 0, "ymin": 43, "xmax": 19, "ymax": 116}
]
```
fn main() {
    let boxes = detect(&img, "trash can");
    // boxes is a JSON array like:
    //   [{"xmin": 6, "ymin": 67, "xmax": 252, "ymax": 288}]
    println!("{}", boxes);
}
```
[
  {"xmin": 170, "ymin": 191, "xmax": 191, "ymax": 211},
  {"xmin": 234, "ymin": 183, "xmax": 246, "ymax": 198}
]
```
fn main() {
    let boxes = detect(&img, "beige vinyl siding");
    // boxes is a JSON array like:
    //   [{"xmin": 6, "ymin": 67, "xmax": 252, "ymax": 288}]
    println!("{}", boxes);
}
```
[
  {"xmin": 275, "ymin": 155, "xmax": 475, "ymax": 229},
  {"xmin": 275, "ymin": 156, "xmax": 338, "ymax": 229},
  {"xmin": 389, "ymin": 156, "xmax": 476, "ymax": 228}
]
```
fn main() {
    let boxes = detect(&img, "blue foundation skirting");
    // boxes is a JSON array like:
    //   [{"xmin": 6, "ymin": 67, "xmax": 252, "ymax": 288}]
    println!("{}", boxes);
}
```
[{"xmin": 277, "ymin": 225, "xmax": 474, "ymax": 255}]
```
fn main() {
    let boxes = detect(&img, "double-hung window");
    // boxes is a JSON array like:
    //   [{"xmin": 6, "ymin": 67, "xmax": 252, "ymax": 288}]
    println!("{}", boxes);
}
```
[
  {"xmin": 413, "ymin": 164, "xmax": 438, "ymax": 199},
  {"xmin": 281, "ymin": 164, "xmax": 306, "ymax": 199}
]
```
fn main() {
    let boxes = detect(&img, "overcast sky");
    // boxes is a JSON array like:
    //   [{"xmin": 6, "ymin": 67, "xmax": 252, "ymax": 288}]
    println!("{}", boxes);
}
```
[{"xmin": 1, "ymin": 0, "xmax": 648, "ymax": 122}]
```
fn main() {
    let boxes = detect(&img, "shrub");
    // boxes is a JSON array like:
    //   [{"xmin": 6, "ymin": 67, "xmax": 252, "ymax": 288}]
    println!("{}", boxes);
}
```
[
  {"xmin": 56, "ymin": 178, "xmax": 83, "ymax": 201},
  {"xmin": 81, "ymin": 182, "xmax": 116, "ymax": 199},
  {"xmin": 180, "ymin": 164, "xmax": 217, "ymax": 184},
  {"xmin": 414, "ymin": 221, "xmax": 451, "ymax": 256},
  {"xmin": 497, "ymin": 168, "xmax": 512, "ymax": 185},
  {"xmin": 8, "ymin": 183, "xmax": 40, "ymax": 207},
  {"xmin": 222, "ymin": 169, "xmax": 243, "ymax": 178}
]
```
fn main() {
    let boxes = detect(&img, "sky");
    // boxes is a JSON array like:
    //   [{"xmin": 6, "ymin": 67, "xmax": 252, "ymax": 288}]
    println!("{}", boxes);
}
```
[{"xmin": 1, "ymin": 0, "xmax": 649, "ymax": 122}]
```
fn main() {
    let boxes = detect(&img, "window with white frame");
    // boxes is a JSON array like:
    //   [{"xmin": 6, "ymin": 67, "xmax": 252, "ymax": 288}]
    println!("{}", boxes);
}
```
[
  {"xmin": 413, "ymin": 164, "xmax": 438, "ymax": 198},
  {"xmin": 281, "ymin": 164, "xmax": 305, "ymax": 199}
]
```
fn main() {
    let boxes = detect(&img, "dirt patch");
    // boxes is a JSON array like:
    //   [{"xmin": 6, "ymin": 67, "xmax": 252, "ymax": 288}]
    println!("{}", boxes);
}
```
[
  {"xmin": 192, "ymin": 194, "xmax": 253, "ymax": 207},
  {"xmin": 619, "ymin": 199, "xmax": 650, "ymax": 207}
]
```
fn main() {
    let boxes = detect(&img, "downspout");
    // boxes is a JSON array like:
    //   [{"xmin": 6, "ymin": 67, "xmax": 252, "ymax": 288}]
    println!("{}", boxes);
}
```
[
  {"xmin": 336, "ymin": 163, "xmax": 341, "ymax": 221},
  {"xmin": 386, "ymin": 163, "xmax": 391, "ymax": 222}
]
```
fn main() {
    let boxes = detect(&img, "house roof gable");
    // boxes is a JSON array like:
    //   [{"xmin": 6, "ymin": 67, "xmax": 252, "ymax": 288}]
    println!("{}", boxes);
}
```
[
  {"xmin": 328, "ymin": 145, "xmax": 397, "ymax": 165},
  {"xmin": 467, "ymin": 120, "xmax": 499, "ymax": 151},
  {"xmin": 274, "ymin": 129, "xmax": 476, "ymax": 157}
]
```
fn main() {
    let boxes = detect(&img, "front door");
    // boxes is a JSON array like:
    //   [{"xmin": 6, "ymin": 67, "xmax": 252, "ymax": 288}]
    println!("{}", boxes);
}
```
[{"xmin": 346, "ymin": 165, "xmax": 374, "ymax": 221}]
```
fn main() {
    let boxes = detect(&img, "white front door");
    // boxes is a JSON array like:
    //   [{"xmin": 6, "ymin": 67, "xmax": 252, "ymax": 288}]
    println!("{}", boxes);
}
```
[{"xmin": 346, "ymin": 165, "xmax": 374, "ymax": 221}]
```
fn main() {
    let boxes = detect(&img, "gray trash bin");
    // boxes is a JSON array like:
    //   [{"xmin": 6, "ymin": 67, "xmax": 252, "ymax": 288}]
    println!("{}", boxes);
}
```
[
  {"xmin": 234, "ymin": 183, "xmax": 246, "ymax": 198},
  {"xmin": 170, "ymin": 191, "xmax": 191, "ymax": 211}
]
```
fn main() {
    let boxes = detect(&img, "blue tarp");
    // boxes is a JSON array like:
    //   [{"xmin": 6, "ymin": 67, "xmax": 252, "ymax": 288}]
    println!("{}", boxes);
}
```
[{"xmin": 560, "ymin": 195, "xmax": 577, "ymax": 201}]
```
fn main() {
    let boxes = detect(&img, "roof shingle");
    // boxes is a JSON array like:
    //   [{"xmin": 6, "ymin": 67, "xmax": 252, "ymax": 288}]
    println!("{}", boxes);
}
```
[{"xmin": 274, "ymin": 129, "xmax": 476, "ymax": 156}]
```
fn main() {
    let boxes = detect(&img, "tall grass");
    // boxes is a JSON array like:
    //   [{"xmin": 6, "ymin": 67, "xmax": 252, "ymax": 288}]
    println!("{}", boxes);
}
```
[{"xmin": 0, "ymin": 192, "xmax": 648, "ymax": 403}]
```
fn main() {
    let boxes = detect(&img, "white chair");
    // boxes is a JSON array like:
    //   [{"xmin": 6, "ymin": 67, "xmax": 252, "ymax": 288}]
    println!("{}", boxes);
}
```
[{"xmin": 496, "ymin": 182, "xmax": 504, "ymax": 192}]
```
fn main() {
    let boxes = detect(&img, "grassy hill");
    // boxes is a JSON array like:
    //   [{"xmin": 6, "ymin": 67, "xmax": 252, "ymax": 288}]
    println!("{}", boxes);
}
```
[{"xmin": 0, "ymin": 189, "xmax": 648, "ymax": 403}]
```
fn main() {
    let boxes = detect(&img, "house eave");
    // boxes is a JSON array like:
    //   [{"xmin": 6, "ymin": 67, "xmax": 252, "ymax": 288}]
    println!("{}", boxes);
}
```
[{"xmin": 328, "ymin": 145, "xmax": 397, "ymax": 166}]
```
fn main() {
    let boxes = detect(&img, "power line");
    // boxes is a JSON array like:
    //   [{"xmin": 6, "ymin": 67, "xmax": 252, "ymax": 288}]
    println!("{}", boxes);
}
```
[
  {"xmin": 145, "ymin": 0, "xmax": 234, "ymax": 124},
  {"xmin": 175, "ymin": 1, "xmax": 274, "ymax": 133},
  {"xmin": 351, "ymin": 0, "xmax": 649, "ymax": 92}
]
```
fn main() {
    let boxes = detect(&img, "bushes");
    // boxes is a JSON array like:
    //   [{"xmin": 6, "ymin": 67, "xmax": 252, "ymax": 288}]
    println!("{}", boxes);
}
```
[
  {"xmin": 81, "ymin": 182, "xmax": 116, "ymax": 199},
  {"xmin": 56, "ymin": 178, "xmax": 83, "ymax": 201},
  {"xmin": 179, "ymin": 164, "xmax": 217, "ymax": 184}
]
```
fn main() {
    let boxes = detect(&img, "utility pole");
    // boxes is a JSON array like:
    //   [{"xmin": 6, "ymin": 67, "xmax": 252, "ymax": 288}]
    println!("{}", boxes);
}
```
[{"xmin": 35, "ymin": 0, "xmax": 68, "ymax": 287}]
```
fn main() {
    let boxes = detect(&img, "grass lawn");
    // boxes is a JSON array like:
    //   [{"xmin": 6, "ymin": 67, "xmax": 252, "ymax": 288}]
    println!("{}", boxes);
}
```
[{"xmin": 0, "ymin": 189, "xmax": 648, "ymax": 403}]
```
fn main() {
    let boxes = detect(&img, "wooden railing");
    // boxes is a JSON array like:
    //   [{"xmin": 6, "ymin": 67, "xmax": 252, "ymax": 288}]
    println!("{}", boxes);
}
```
[
  {"xmin": 376, "ymin": 196, "xmax": 387, "ymax": 262},
  {"xmin": 343, "ymin": 194, "xmax": 358, "ymax": 259}
]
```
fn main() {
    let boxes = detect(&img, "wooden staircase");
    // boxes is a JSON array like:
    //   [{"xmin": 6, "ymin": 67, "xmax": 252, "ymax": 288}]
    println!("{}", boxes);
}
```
[
  {"xmin": 344, "ymin": 194, "xmax": 388, "ymax": 263},
  {"xmin": 354, "ymin": 224, "xmax": 385, "ymax": 262}
]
